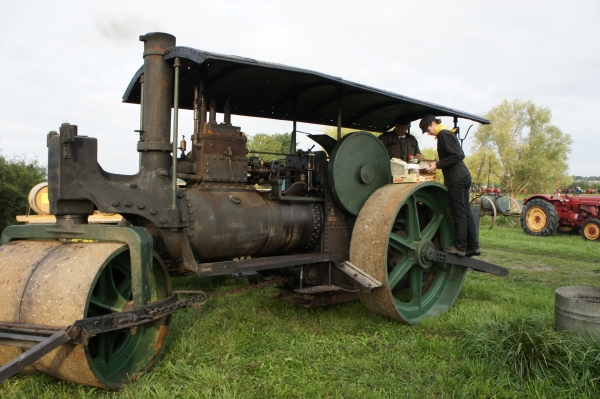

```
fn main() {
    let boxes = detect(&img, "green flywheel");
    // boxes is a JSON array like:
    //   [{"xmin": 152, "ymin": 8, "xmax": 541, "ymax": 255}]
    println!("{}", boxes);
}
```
[{"xmin": 327, "ymin": 132, "xmax": 391, "ymax": 215}]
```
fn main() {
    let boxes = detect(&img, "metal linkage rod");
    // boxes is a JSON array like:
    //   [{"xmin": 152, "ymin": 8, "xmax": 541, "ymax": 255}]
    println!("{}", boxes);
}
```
[{"xmin": 172, "ymin": 58, "xmax": 181, "ymax": 210}]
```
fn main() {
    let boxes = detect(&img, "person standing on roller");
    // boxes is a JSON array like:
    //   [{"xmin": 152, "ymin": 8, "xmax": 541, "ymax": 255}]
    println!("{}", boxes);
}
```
[
  {"xmin": 420, "ymin": 115, "xmax": 480, "ymax": 257},
  {"xmin": 379, "ymin": 116, "xmax": 424, "ymax": 163}
]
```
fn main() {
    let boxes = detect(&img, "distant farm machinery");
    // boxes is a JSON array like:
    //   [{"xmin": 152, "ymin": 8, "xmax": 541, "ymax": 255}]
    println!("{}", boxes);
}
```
[
  {"xmin": 521, "ymin": 193, "xmax": 600, "ymax": 241},
  {"xmin": 470, "ymin": 193, "xmax": 522, "ymax": 229}
]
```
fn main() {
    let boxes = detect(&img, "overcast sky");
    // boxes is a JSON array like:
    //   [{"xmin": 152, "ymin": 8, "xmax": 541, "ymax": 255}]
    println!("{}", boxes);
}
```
[{"xmin": 1, "ymin": 0, "xmax": 598, "ymax": 177}]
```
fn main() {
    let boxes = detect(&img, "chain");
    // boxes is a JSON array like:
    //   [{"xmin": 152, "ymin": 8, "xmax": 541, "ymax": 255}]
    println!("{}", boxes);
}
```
[
  {"xmin": 156, "ymin": 275, "xmax": 295, "ymax": 316},
  {"xmin": 146, "ymin": 292, "xmax": 209, "ymax": 318},
  {"xmin": 99, "ymin": 276, "xmax": 294, "ymax": 325}
]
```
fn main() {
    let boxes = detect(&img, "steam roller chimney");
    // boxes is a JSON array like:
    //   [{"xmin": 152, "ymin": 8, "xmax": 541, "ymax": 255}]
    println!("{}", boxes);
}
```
[{"xmin": 138, "ymin": 32, "xmax": 176, "ymax": 172}]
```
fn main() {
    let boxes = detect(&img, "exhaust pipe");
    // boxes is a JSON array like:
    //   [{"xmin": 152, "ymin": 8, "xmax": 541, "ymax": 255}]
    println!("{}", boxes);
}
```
[{"xmin": 138, "ymin": 32, "xmax": 176, "ymax": 172}]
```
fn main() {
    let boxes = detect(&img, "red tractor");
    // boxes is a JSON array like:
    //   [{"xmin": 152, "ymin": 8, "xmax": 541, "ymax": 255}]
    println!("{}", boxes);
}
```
[{"xmin": 521, "ymin": 194, "xmax": 600, "ymax": 241}]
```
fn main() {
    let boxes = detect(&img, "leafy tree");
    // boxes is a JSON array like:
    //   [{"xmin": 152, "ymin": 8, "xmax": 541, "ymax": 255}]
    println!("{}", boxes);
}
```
[
  {"xmin": 472, "ymin": 100, "xmax": 572, "ymax": 197},
  {"xmin": 246, "ymin": 133, "xmax": 294, "ymax": 162},
  {"xmin": 572, "ymin": 180, "xmax": 589, "ymax": 190},
  {"xmin": 0, "ymin": 155, "xmax": 47, "ymax": 234},
  {"xmin": 464, "ymin": 149, "xmax": 502, "ymax": 188}
]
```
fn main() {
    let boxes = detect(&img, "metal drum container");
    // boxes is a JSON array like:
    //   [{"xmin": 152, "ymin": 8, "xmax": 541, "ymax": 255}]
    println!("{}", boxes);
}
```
[
  {"xmin": 481, "ymin": 195, "xmax": 511, "ymax": 213},
  {"xmin": 555, "ymin": 286, "xmax": 600, "ymax": 341}
]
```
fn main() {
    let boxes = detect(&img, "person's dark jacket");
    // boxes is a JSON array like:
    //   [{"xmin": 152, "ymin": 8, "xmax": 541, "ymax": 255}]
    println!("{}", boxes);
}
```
[
  {"xmin": 378, "ymin": 131, "xmax": 420, "ymax": 161},
  {"xmin": 435, "ymin": 129, "xmax": 470, "ymax": 187}
]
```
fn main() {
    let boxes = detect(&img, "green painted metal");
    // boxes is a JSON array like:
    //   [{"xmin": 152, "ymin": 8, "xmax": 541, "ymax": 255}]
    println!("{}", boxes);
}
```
[
  {"xmin": 85, "ymin": 248, "xmax": 171, "ymax": 389},
  {"xmin": 327, "ymin": 132, "xmax": 391, "ymax": 215},
  {"xmin": 386, "ymin": 184, "xmax": 466, "ymax": 323},
  {"xmin": 0, "ymin": 225, "xmax": 153, "ymax": 307}
]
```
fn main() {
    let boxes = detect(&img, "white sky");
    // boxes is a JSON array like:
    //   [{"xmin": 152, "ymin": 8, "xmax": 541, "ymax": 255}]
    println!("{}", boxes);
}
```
[{"xmin": 1, "ymin": 0, "xmax": 598, "ymax": 176}]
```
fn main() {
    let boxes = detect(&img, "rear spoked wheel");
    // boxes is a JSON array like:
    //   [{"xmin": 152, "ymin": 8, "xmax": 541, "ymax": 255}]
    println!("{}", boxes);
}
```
[{"xmin": 350, "ymin": 183, "xmax": 467, "ymax": 324}]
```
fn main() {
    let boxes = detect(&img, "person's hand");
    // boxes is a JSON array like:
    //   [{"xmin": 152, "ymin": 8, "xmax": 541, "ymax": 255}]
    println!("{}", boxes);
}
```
[{"xmin": 426, "ymin": 163, "xmax": 437, "ymax": 173}]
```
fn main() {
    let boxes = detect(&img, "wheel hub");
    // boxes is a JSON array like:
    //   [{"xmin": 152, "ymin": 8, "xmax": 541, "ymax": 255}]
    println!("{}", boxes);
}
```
[
  {"xmin": 585, "ymin": 224, "xmax": 599, "ymax": 240},
  {"xmin": 417, "ymin": 240, "xmax": 436, "ymax": 267},
  {"xmin": 526, "ymin": 207, "xmax": 548, "ymax": 232}
]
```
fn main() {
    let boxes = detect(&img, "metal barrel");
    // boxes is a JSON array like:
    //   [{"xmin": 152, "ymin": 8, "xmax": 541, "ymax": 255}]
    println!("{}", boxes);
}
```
[
  {"xmin": 555, "ymin": 286, "xmax": 600, "ymax": 341},
  {"xmin": 481, "ymin": 195, "xmax": 510, "ymax": 213}
]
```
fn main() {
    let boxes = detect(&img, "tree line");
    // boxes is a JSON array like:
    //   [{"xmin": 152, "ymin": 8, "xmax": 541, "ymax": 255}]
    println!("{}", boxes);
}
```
[{"xmin": 0, "ymin": 154, "xmax": 47, "ymax": 234}]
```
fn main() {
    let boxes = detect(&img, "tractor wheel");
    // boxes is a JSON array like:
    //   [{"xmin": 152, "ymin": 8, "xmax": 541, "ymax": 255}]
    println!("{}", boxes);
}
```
[
  {"xmin": 350, "ymin": 182, "xmax": 466, "ymax": 324},
  {"xmin": 0, "ymin": 240, "xmax": 171, "ymax": 389},
  {"xmin": 521, "ymin": 198, "xmax": 559, "ymax": 236},
  {"xmin": 581, "ymin": 219, "xmax": 600, "ymax": 241}
]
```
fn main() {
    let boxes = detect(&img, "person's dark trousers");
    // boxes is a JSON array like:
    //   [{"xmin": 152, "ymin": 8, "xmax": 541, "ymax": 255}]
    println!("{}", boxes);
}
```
[{"xmin": 447, "ymin": 175, "xmax": 479, "ymax": 252}]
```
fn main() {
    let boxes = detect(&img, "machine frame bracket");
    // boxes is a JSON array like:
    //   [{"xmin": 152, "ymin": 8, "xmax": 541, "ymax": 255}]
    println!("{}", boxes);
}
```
[{"xmin": 333, "ymin": 261, "xmax": 385, "ymax": 293}]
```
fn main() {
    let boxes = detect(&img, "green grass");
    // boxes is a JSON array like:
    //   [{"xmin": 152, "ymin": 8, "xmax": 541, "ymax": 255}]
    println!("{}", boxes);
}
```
[{"xmin": 2, "ymin": 225, "xmax": 600, "ymax": 398}]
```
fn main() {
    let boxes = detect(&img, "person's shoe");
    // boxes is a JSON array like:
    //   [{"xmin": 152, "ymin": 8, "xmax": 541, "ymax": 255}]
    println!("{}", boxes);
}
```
[
  {"xmin": 466, "ymin": 248, "xmax": 481, "ymax": 257},
  {"xmin": 443, "ymin": 246, "xmax": 466, "ymax": 257}
]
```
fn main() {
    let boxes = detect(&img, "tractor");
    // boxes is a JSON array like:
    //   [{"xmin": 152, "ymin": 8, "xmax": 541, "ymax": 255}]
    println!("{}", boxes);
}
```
[{"xmin": 521, "ymin": 193, "xmax": 600, "ymax": 240}]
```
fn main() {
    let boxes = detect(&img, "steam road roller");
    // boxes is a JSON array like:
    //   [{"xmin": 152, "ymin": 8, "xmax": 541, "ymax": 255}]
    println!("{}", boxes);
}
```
[{"xmin": 0, "ymin": 32, "xmax": 508, "ymax": 388}]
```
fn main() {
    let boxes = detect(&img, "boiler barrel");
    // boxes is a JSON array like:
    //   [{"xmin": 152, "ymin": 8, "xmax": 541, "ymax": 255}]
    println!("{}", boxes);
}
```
[{"xmin": 183, "ymin": 189, "xmax": 319, "ymax": 260}]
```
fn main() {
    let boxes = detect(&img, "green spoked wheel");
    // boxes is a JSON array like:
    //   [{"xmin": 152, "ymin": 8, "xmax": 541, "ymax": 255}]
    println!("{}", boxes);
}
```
[
  {"xmin": 0, "ymin": 241, "xmax": 171, "ymax": 389},
  {"xmin": 84, "ymin": 248, "xmax": 171, "ymax": 388},
  {"xmin": 350, "ymin": 182, "xmax": 466, "ymax": 324}
]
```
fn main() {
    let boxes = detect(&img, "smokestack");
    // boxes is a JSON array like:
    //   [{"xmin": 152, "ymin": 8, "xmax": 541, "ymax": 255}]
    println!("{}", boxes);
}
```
[{"xmin": 138, "ymin": 32, "xmax": 176, "ymax": 172}]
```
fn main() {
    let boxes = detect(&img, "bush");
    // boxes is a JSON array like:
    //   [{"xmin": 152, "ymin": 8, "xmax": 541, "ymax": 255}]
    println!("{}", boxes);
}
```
[
  {"xmin": 0, "ymin": 155, "xmax": 47, "ymax": 234},
  {"xmin": 457, "ymin": 316, "xmax": 600, "ymax": 394}
]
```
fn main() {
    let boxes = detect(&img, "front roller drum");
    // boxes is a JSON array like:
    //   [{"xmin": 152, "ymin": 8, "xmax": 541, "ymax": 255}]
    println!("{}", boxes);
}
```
[
  {"xmin": 350, "ymin": 182, "xmax": 466, "ymax": 324},
  {"xmin": 0, "ymin": 240, "xmax": 171, "ymax": 388}
]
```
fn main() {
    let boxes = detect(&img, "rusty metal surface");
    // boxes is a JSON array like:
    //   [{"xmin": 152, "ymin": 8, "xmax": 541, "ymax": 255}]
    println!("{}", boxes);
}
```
[
  {"xmin": 179, "ymin": 189, "xmax": 317, "ymax": 260},
  {"xmin": 0, "ymin": 240, "xmax": 64, "ymax": 373},
  {"xmin": 197, "ymin": 252, "xmax": 342, "ymax": 277}
]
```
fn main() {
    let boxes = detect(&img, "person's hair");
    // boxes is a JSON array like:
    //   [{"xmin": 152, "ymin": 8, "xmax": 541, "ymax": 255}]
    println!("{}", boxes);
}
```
[{"xmin": 419, "ymin": 114, "xmax": 441, "ymax": 133}]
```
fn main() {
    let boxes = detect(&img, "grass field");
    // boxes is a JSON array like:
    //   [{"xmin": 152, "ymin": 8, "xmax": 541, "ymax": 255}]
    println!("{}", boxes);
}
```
[{"xmin": 2, "ymin": 223, "xmax": 600, "ymax": 398}]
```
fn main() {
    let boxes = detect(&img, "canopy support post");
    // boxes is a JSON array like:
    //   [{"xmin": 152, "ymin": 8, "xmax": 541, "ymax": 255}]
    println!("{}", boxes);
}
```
[
  {"xmin": 337, "ymin": 90, "xmax": 342, "ymax": 140},
  {"xmin": 291, "ymin": 98, "xmax": 297, "ymax": 153}
]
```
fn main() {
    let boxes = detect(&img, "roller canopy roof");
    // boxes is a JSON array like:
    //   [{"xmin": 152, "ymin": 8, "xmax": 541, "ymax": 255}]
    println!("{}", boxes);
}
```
[{"xmin": 123, "ymin": 46, "xmax": 490, "ymax": 132}]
